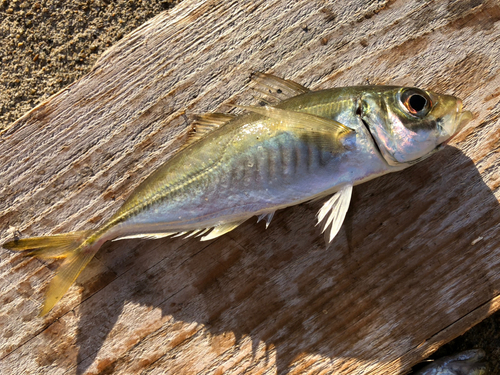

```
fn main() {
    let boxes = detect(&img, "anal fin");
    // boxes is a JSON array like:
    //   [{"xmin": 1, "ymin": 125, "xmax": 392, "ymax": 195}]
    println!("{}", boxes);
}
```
[
  {"xmin": 200, "ymin": 220, "xmax": 246, "ymax": 241},
  {"xmin": 110, "ymin": 219, "xmax": 248, "ymax": 244},
  {"xmin": 112, "ymin": 233, "xmax": 176, "ymax": 241}
]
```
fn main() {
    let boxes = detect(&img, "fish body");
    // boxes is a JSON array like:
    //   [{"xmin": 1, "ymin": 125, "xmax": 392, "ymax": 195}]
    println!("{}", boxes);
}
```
[
  {"xmin": 3, "ymin": 74, "xmax": 473, "ymax": 314},
  {"xmin": 415, "ymin": 349, "xmax": 489, "ymax": 375},
  {"xmin": 107, "ymin": 87, "xmax": 402, "ymax": 240}
]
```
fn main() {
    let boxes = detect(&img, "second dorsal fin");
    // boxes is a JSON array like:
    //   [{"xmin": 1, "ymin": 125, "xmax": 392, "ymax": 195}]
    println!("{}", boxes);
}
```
[
  {"xmin": 250, "ymin": 72, "xmax": 311, "ymax": 105},
  {"xmin": 180, "ymin": 113, "xmax": 235, "ymax": 151},
  {"xmin": 194, "ymin": 113, "xmax": 235, "ymax": 128}
]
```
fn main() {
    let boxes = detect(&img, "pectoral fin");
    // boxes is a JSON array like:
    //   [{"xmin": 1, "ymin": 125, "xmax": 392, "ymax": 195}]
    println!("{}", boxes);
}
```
[
  {"xmin": 238, "ymin": 105, "xmax": 353, "ymax": 133},
  {"xmin": 236, "ymin": 105, "xmax": 354, "ymax": 150},
  {"xmin": 316, "ymin": 184, "xmax": 353, "ymax": 243}
]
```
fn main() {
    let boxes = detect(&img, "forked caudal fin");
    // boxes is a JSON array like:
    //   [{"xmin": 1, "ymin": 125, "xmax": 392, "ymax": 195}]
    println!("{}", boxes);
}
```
[{"xmin": 3, "ymin": 230, "xmax": 100, "ymax": 316}]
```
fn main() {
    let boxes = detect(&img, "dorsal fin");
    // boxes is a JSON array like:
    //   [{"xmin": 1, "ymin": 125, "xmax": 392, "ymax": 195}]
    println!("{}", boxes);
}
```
[
  {"xmin": 236, "ymin": 105, "xmax": 353, "ymax": 133},
  {"xmin": 250, "ymin": 72, "xmax": 310, "ymax": 105},
  {"xmin": 180, "ymin": 113, "xmax": 235, "ymax": 151},
  {"xmin": 195, "ymin": 113, "xmax": 235, "ymax": 128}
]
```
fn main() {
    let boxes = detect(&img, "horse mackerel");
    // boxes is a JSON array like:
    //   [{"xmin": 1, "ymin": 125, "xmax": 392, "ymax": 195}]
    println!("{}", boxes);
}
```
[{"xmin": 3, "ymin": 73, "xmax": 473, "ymax": 315}]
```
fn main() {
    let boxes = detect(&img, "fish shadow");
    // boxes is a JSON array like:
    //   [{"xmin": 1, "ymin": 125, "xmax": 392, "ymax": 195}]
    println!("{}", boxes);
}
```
[{"xmin": 72, "ymin": 146, "xmax": 500, "ymax": 374}]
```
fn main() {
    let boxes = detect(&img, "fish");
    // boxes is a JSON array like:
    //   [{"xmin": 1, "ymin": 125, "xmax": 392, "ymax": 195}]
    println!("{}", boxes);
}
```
[
  {"xmin": 2, "ymin": 73, "xmax": 473, "ymax": 315},
  {"xmin": 414, "ymin": 349, "xmax": 489, "ymax": 375}
]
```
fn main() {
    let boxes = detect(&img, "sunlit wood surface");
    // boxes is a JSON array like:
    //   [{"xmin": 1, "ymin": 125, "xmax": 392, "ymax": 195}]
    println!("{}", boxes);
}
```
[{"xmin": 1, "ymin": 0, "xmax": 500, "ymax": 374}]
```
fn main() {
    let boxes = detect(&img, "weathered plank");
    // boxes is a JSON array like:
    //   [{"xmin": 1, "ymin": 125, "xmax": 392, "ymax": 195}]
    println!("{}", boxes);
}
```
[{"xmin": 0, "ymin": 0, "xmax": 499, "ymax": 374}]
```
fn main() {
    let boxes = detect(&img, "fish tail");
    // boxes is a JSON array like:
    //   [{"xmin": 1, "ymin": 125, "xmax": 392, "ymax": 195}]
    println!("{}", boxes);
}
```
[{"xmin": 3, "ymin": 230, "xmax": 101, "ymax": 316}]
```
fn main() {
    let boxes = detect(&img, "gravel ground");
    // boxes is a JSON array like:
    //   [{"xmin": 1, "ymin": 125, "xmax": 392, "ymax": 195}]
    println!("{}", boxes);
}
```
[
  {"xmin": 0, "ymin": 0, "xmax": 498, "ymax": 373},
  {"xmin": 0, "ymin": 0, "xmax": 179, "ymax": 128}
]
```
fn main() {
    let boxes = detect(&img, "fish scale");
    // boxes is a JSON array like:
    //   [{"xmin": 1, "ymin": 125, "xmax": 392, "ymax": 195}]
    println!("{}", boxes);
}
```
[{"xmin": 2, "ymin": 73, "xmax": 472, "ymax": 315}]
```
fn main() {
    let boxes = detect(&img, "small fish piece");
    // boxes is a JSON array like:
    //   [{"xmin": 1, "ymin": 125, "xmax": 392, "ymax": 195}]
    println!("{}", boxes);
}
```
[
  {"xmin": 257, "ymin": 212, "xmax": 275, "ymax": 228},
  {"xmin": 2, "ymin": 73, "xmax": 473, "ymax": 315},
  {"xmin": 414, "ymin": 349, "xmax": 489, "ymax": 375}
]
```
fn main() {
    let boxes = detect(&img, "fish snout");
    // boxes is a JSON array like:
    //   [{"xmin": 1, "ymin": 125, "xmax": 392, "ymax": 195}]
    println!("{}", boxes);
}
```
[
  {"xmin": 457, "ymin": 110, "xmax": 473, "ymax": 132},
  {"xmin": 455, "ymin": 98, "xmax": 473, "ymax": 133},
  {"xmin": 438, "ymin": 100, "xmax": 472, "ymax": 147}
]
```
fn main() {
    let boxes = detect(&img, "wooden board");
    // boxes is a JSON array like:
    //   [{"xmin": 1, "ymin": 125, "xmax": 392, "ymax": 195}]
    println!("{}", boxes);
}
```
[{"xmin": 1, "ymin": 0, "xmax": 500, "ymax": 373}]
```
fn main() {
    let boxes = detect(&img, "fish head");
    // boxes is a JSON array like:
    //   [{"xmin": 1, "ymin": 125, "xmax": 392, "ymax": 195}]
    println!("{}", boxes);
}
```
[{"xmin": 360, "ymin": 87, "xmax": 473, "ymax": 166}]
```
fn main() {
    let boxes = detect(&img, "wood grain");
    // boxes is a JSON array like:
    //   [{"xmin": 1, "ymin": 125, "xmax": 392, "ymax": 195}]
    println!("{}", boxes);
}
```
[{"xmin": 1, "ymin": 0, "xmax": 500, "ymax": 374}]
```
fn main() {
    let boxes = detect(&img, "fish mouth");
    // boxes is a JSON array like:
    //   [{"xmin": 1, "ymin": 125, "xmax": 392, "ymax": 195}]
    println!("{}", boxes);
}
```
[
  {"xmin": 456, "ymin": 110, "xmax": 473, "ymax": 131},
  {"xmin": 440, "ymin": 99, "xmax": 473, "ymax": 146},
  {"xmin": 441, "ymin": 110, "xmax": 473, "ymax": 146}
]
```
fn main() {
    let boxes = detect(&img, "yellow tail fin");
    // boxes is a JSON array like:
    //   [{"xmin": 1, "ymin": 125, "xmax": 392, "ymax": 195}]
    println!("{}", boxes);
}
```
[
  {"xmin": 3, "ymin": 230, "xmax": 100, "ymax": 316},
  {"xmin": 3, "ymin": 231, "xmax": 90, "ymax": 259}
]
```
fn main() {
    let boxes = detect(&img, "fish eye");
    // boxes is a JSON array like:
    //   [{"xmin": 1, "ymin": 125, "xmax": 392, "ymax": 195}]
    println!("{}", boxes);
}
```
[{"xmin": 400, "ymin": 89, "xmax": 432, "ymax": 117}]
